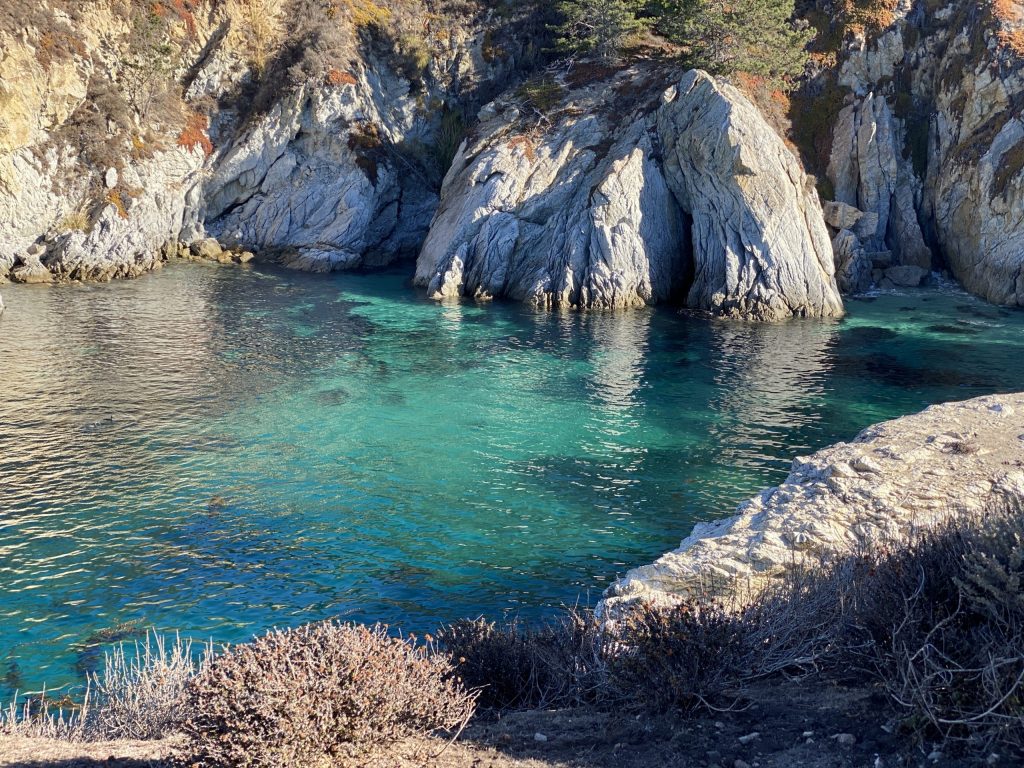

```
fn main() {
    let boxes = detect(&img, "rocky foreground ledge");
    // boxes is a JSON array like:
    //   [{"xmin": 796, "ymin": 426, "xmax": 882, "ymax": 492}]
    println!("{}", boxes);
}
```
[{"xmin": 600, "ymin": 393, "xmax": 1024, "ymax": 619}]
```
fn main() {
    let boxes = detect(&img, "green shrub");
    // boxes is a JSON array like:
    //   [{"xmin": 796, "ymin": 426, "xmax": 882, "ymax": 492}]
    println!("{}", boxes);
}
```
[
  {"xmin": 515, "ymin": 76, "xmax": 565, "ymax": 113},
  {"xmin": 553, "ymin": 0, "xmax": 646, "ymax": 62},
  {"xmin": 179, "ymin": 621, "xmax": 477, "ymax": 767}
]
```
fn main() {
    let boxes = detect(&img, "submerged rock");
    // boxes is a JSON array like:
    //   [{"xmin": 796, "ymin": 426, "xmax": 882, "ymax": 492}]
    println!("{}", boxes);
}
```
[
  {"xmin": 416, "ymin": 68, "xmax": 843, "ymax": 320},
  {"xmin": 599, "ymin": 393, "xmax": 1024, "ymax": 619}
]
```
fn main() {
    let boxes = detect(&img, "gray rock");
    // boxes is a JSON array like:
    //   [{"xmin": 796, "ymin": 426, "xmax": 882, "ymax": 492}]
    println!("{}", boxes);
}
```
[
  {"xmin": 658, "ymin": 72, "xmax": 843, "ymax": 320},
  {"xmin": 104, "ymin": 167, "xmax": 118, "ymax": 189},
  {"xmin": 823, "ymin": 201, "xmax": 878, "ymax": 240},
  {"xmin": 191, "ymin": 237, "xmax": 224, "ymax": 260},
  {"xmin": 11, "ymin": 253, "xmax": 52, "ymax": 284},
  {"xmin": 416, "ymin": 67, "xmax": 690, "ymax": 309},
  {"xmin": 884, "ymin": 264, "xmax": 928, "ymax": 287},
  {"xmin": 827, "ymin": 12, "xmax": 1024, "ymax": 306},
  {"xmin": 416, "ymin": 68, "xmax": 843, "ymax": 319},
  {"xmin": 832, "ymin": 229, "xmax": 872, "ymax": 294},
  {"xmin": 599, "ymin": 393, "xmax": 1024, "ymax": 618}
]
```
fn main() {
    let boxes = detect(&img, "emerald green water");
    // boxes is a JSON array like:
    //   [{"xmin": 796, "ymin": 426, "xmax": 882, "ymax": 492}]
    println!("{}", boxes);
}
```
[{"xmin": 1, "ymin": 262, "xmax": 1022, "ymax": 695}]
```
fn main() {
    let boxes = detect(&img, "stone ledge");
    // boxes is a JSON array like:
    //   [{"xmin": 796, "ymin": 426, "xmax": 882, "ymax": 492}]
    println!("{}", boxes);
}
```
[{"xmin": 599, "ymin": 393, "xmax": 1024, "ymax": 619}]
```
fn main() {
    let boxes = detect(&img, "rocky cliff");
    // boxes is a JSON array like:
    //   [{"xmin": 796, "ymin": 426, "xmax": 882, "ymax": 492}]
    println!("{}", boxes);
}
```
[
  {"xmin": 2, "ymin": 0, "xmax": 1024, "ymax": 317},
  {"xmin": 415, "ymin": 68, "xmax": 844, "ymax": 318},
  {"xmin": 0, "ymin": 0, "xmax": 537, "ymax": 281},
  {"xmin": 807, "ymin": 1, "xmax": 1024, "ymax": 304},
  {"xmin": 600, "ymin": 393, "xmax": 1024, "ymax": 618}
]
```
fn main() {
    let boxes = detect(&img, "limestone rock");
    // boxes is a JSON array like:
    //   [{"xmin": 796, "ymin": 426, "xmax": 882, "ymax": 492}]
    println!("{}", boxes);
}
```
[
  {"xmin": 190, "ymin": 238, "xmax": 224, "ymax": 261},
  {"xmin": 824, "ymin": 10, "xmax": 1024, "ymax": 305},
  {"xmin": 832, "ymin": 229, "xmax": 873, "ymax": 293},
  {"xmin": 415, "ymin": 66, "xmax": 690, "ymax": 309},
  {"xmin": 11, "ymin": 253, "xmax": 52, "ymax": 284},
  {"xmin": 416, "ymin": 68, "xmax": 843, "ymax": 319},
  {"xmin": 823, "ymin": 201, "xmax": 879, "ymax": 242},
  {"xmin": 657, "ymin": 72, "xmax": 843, "ymax": 320},
  {"xmin": 0, "ymin": 3, "xmax": 530, "ymax": 284},
  {"xmin": 599, "ymin": 393, "xmax": 1024, "ymax": 619}
]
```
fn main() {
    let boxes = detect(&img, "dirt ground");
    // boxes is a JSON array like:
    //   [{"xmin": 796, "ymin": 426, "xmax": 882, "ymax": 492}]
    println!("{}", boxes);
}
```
[{"xmin": 0, "ymin": 679, "xmax": 982, "ymax": 767}]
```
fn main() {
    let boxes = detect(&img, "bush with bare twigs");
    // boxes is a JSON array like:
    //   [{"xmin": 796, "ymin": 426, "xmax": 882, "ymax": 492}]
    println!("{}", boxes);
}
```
[
  {"xmin": 438, "ymin": 610, "xmax": 606, "ymax": 710},
  {"xmin": 87, "ymin": 632, "xmax": 209, "ymax": 740},
  {"xmin": 1, "ymin": 630, "xmax": 207, "ymax": 743},
  {"xmin": 178, "ymin": 621, "xmax": 477, "ymax": 767}
]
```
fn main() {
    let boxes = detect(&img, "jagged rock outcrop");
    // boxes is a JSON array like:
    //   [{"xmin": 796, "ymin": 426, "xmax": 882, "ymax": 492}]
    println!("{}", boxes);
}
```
[
  {"xmin": 659, "ymin": 73, "xmax": 843, "ymax": 320},
  {"xmin": 416, "ymin": 68, "xmax": 843, "ymax": 319},
  {"xmin": 600, "ymin": 393, "xmax": 1024, "ymax": 619},
  {"xmin": 815, "ymin": 1, "xmax": 1024, "ymax": 304},
  {"xmin": 0, "ymin": 0, "xmax": 534, "ymax": 282},
  {"xmin": 200, "ymin": 76, "xmax": 443, "ymax": 272}
]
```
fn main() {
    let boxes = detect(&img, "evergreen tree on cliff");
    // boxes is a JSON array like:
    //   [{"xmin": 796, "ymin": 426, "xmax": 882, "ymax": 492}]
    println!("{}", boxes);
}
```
[
  {"xmin": 554, "ymin": 0, "xmax": 647, "ymax": 61},
  {"xmin": 656, "ymin": 0, "xmax": 811, "ymax": 84}
]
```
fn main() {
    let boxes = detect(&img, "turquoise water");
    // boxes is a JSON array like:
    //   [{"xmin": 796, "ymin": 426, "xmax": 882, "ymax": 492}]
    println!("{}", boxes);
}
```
[{"xmin": 1, "ymin": 262, "xmax": 1023, "ymax": 695}]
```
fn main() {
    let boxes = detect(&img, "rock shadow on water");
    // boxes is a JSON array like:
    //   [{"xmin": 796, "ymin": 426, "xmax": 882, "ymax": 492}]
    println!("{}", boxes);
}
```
[
  {"xmin": 834, "ymin": 352, "xmax": 1002, "ymax": 390},
  {"xmin": 926, "ymin": 323, "xmax": 981, "ymax": 336},
  {"xmin": 313, "ymin": 387, "xmax": 352, "ymax": 407},
  {"xmin": 840, "ymin": 325, "xmax": 900, "ymax": 344}
]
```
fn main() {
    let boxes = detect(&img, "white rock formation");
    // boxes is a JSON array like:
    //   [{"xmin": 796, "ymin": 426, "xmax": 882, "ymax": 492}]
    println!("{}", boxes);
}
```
[
  {"xmin": 659, "ymin": 72, "xmax": 843, "ymax": 320},
  {"xmin": 824, "ymin": 6, "xmax": 1024, "ymax": 305},
  {"xmin": 416, "ymin": 69, "xmax": 843, "ymax": 319},
  {"xmin": 0, "ymin": 2, "xmax": 527, "ymax": 282},
  {"xmin": 600, "ymin": 393, "xmax": 1024, "ymax": 618}
]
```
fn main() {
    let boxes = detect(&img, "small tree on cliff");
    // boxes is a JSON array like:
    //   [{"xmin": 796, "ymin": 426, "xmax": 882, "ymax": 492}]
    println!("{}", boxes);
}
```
[
  {"xmin": 656, "ymin": 0, "xmax": 812, "ymax": 86},
  {"xmin": 554, "ymin": 0, "xmax": 647, "ymax": 61}
]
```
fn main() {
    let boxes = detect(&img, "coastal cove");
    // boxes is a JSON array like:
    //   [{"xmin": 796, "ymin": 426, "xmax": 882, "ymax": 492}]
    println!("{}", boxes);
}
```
[{"xmin": 3, "ymin": 262, "xmax": 1024, "ymax": 697}]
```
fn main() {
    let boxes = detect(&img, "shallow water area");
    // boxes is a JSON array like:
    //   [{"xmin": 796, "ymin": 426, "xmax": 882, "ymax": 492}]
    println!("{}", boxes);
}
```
[{"xmin": 1, "ymin": 263, "xmax": 1022, "ymax": 694}]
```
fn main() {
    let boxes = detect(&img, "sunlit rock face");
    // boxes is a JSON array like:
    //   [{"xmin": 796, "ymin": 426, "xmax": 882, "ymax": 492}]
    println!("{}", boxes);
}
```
[
  {"xmin": 416, "ymin": 68, "xmax": 843, "ymax": 320},
  {"xmin": 820, "ymin": 2, "xmax": 1024, "ymax": 305},
  {"xmin": 0, "ymin": 2, "xmax": 526, "ymax": 283},
  {"xmin": 600, "ymin": 393, "xmax": 1024, "ymax": 620}
]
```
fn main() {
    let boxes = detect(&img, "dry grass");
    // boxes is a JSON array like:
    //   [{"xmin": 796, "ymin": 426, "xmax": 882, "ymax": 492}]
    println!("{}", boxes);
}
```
[
  {"xmin": 224, "ymin": 0, "xmax": 286, "ymax": 73},
  {"xmin": 993, "ymin": 0, "xmax": 1024, "ymax": 55}
]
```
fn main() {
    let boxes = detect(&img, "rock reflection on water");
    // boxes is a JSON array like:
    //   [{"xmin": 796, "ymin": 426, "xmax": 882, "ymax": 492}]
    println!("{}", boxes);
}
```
[
  {"xmin": 2, "ymin": 266, "xmax": 1024, "ymax": 696},
  {"xmin": 704, "ymin": 317, "xmax": 840, "ymax": 478}
]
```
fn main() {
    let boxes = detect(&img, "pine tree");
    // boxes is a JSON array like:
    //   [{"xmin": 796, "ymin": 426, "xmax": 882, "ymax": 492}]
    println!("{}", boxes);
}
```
[
  {"xmin": 554, "ymin": 0, "xmax": 647, "ymax": 62},
  {"xmin": 656, "ymin": 0, "xmax": 812, "ymax": 86}
]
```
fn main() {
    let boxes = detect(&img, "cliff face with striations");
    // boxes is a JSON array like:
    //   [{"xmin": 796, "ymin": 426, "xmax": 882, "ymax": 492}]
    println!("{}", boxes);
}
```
[
  {"xmin": 600, "ymin": 393, "xmax": 1024, "ymax": 619},
  {"xmin": 807, "ymin": 0, "xmax": 1024, "ymax": 304},
  {"xmin": 415, "ymin": 68, "xmax": 844, "ymax": 318},
  {"xmin": 2, "ymin": 0, "xmax": 1024, "ymax": 318},
  {"xmin": 0, "ymin": 0, "xmax": 537, "ymax": 282}
]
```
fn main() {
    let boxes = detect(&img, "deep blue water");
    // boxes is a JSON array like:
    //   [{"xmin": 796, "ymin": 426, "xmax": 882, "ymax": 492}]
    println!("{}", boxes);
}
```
[{"xmin": 1, "ymin": 262, "xmax": 1022, "ymax": 695}]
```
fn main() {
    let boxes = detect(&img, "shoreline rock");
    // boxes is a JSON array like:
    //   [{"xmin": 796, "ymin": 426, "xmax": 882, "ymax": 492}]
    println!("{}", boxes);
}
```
[
  {"xmin": 599, "ymin": 393, "xmax": 1024, "ymax": 619},
  {"xmin": 415, "ymin": 68, "xmax": 844, "ymax": 320}
]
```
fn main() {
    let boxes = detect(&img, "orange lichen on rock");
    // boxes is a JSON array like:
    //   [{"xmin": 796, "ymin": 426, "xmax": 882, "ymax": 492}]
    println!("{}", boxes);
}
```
[
  {"xmin": 177, "ymin": 113, "xmax": 213, "ymax": 157},
  {"xmin": 507, "ymin": 135, "xmax": 536, "ymax": 162},
  {"xmin": 327, "ymin": 68, "xmax": 358, "ymax": 86},
  {"xmin": 993, "ymin": 0, "xmax": 1024, "ymax": 55}
]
